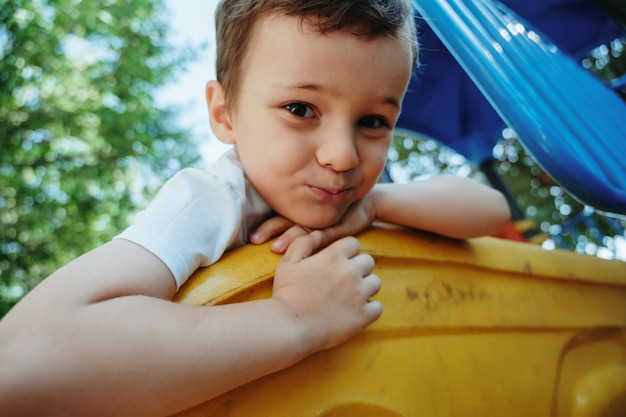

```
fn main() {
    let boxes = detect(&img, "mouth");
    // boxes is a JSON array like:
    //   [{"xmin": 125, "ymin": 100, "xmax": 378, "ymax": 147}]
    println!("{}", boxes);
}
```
[{"xmin": 309, "ymin": 185, "xmax": 353, "ymax": 203}]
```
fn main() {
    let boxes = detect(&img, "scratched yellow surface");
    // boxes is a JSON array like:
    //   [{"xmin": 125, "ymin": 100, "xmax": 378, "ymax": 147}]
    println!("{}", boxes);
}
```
[{"xmin": 173, "ymin": 224, "xmax": 626, "ymax": 417}]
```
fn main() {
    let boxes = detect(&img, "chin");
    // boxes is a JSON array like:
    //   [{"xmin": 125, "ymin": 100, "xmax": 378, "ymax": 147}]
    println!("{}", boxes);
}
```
[{"xmin": 290, "ymin": 211, "xmax": 344, "ymax": 230}]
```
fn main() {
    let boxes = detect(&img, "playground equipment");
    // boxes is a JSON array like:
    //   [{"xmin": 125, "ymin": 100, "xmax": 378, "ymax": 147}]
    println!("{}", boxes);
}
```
[
  {"xmin": 172, "ymin": 225, "xmax": 626, "ymax": 417},
  {"xmin": 399, "ymin": 0, "xmax": 626, "ymax": 214}
]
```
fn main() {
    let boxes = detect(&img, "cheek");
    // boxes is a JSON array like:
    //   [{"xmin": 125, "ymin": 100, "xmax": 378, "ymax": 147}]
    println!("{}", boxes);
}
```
[
  {"xmin": 237, "ymin": 138, "xmax": 310, "ymax": 196},
  {"xmin": 359, "ymin": 140, "xmax": 390, "ymax": 182},
  {"xmin": 240, "ymin": 143, "xmax": 307, "ymax": 177},
  {"xmin": 235, "ymin": 118, "xmax": 311, "ymax": 166}
]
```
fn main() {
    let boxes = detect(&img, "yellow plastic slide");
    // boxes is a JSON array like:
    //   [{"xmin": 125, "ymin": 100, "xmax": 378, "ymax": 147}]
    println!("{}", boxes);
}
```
[{"xmin": 173, "ymin": 224, "xmax": 626, "ymax": 417}]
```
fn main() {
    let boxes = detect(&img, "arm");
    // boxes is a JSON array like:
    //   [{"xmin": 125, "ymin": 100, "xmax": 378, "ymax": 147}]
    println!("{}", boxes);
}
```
[
  {"xmin": 0, "ymin": 234, "xmax": 380, "ymax": 417},
  {"xmin": 368, "ymin": 176, "xmax": 511, "ymax": 239},
  {"xmin": 252, "ymin": 176, "xmax": 511, "ymax": 251}
]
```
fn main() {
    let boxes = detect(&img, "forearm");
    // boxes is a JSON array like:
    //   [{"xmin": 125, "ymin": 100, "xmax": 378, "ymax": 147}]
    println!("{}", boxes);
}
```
[
  {"xmin": 0, "ymin": 240, "xmax": 312, "ymax": 417},
  {"xmin": 0, "ymin": 294, "xmax": 309, "ymax": 417},
  {"xmin": 371, "ymin": 177, "xmax": 511, "ymax": 239},
  {"xmin": 0, "ymin": 234, "xmax": 377, "ymax": 417}
]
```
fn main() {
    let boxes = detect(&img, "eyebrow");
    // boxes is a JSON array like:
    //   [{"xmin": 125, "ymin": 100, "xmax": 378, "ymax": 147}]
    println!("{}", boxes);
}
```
[
  {"xmin": 273, "ymin": 82, "xmax": 327, "ymax": 93},
  {"xmin": 273, "ymin": 82, "xmax": 401, "ymax": 109}
]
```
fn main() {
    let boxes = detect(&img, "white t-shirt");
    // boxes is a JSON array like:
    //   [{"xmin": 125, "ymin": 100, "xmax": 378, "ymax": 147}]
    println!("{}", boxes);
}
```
[{"xmin": 115, "ymin": 149, "xmax": 271, "ymax": 289}]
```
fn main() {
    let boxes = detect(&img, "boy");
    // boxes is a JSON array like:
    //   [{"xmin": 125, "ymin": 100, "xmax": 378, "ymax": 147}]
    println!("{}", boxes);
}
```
[{"xmin": 0, "ymin": 1, "xmax": 510, "ymax": 416}]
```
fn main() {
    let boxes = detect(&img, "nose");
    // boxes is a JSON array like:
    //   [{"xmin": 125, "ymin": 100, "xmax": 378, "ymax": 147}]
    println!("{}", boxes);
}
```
[{"xmin": 315, "ymin": 124, "xmax": 359, "ymax": 172}]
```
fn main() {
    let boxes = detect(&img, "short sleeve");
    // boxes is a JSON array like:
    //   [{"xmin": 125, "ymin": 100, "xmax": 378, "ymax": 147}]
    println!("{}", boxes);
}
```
[{"xmin": 115, "ymin": 151, "xmax": 247, "ymax": 289}]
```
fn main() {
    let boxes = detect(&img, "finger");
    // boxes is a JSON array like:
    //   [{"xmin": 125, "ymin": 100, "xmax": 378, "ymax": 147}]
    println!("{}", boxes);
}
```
[
  {"xmin": 352, "ymin": 253, "xmax": 375, "ymax": 276},
  {"xmin": 280, "ymin": 231, "xmax": 323, "ymax": 264},
  {"xmin": 249, "ymin": 216, "xmax": 294, "ymax": 244},
  {"xmin": 315, "ymin": 203, "xmax": 369, "ymax": 248},
  {"xmin": 323, "ymin": 236, "xmax": 361, "ymax": 259},
  {"xmin": 362, "ymin": 273, "xmax": 381, "ymax": 297},
  {"xmin": 270, "ymin": 226, "xmax": 310, "ymax": 254},
  {"xmin": 314, "ymin": 217, "xmax": 352, "ymax": 249},
  {"xmin": 365, "ymin": 299, "xmax": 383, "ymax": 320},
  {"xmin": 362, "ymin": 274, "xmax": 383, "ymax": 320}
]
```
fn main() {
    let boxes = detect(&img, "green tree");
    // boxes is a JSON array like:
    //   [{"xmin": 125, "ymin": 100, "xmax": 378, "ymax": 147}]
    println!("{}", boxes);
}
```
[{"xmin": 0, "ymin": 0, "xmax": 201, "ymax": 316}]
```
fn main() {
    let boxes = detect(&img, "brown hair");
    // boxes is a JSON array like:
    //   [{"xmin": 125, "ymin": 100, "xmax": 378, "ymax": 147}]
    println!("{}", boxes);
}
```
[{"xmin": 214, "ymin": 0, "xmax": 418, "ymax": 109}]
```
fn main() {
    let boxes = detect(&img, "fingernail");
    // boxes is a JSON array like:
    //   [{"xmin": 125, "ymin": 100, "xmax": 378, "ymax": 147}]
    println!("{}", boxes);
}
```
[{"xmin": 271, "ymin": 240, "xmax": 285, "ymax": 253}]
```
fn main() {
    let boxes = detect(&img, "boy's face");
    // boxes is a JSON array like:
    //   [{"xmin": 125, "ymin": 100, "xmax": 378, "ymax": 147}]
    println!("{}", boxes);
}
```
[{"xmin": 218, "ymin": 14, "xmax": 412, "ymax": 229}]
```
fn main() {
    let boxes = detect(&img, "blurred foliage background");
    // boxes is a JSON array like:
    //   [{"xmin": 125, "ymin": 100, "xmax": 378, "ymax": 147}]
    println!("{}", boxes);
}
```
[
  {"xmin": 1, "ymin": 1, "xmax": 625, "ymax": 318},
  {"xmin": 0, "ymin": 0, "xmax": 201, "ymax": 316}
]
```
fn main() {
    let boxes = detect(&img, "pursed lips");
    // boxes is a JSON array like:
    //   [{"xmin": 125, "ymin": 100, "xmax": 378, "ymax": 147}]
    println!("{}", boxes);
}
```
[{"xmin": 308, "ymin": 185, "xmax": 353, "ymax": 203}]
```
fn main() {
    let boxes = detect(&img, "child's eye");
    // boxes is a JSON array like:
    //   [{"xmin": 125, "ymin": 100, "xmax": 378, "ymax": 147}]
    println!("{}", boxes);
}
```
[
  {"xmin": 359, "ymin": 115, "xmax": 389, "ymax": 129},
  {"xmin": 284, "ymin": 102, "xmax": 315, "ymax": 118}
]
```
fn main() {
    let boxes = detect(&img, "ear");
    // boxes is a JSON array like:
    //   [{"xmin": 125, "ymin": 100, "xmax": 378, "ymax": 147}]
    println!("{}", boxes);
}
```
[{"xmin": 206, "ymin": 80, "xmax": 236, "ymax": 144}]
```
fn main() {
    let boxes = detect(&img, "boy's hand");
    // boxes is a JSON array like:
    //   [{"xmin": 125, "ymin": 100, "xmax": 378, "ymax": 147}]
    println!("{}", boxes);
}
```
[
  {"xmin": 250, "ymin": 196, "xmax": 376, "ymax": 254},
  {"xmin": 271, "ymin": 231, "xmax": 382, "ymax": 352}
]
